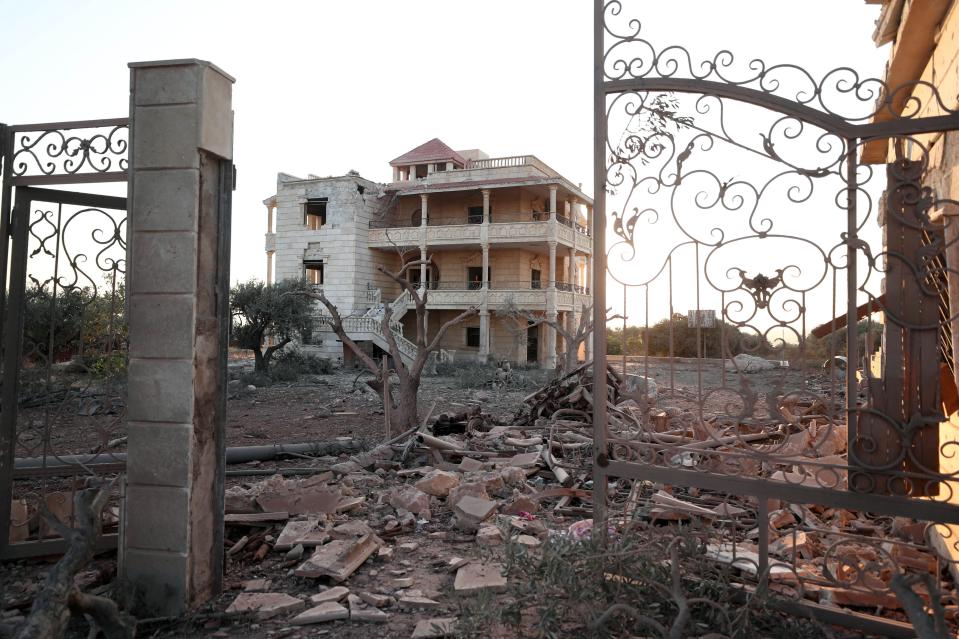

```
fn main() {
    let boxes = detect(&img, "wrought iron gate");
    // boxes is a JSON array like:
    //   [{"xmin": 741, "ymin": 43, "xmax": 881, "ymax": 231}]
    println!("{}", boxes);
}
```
[
  {"xmin": 593, "ymin": 2, "xmax": 959, "ymax": 635},
  {"xmin": 0, "ymin": 118, "xmax": 128, "ymax": 558}
]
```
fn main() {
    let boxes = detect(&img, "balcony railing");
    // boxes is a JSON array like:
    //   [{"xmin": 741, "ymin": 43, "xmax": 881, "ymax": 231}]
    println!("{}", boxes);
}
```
[
  {"xmin": 370, "ymin": 211, "xmax": 561, "ymax": 229},
  {"xmin": 407, "ymin": 280, "xmax": 591, "ymax": 292}
]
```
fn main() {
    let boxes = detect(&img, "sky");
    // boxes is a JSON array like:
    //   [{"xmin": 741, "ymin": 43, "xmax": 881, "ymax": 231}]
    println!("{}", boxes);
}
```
[{"xmin": 0, "ymin": 0, "xmax": 889, "ymax": 331}]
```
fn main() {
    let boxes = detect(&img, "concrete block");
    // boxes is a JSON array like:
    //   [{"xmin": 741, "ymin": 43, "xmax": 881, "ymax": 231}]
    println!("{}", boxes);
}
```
[
  {"xmin": 125, "ymin": 485, "xmax": 190, "ymax": 552},
  {"xmin": 122, "ymin": 548, "xmax": 188, "ymax": 615},
  {"xmin": 199, "ymin": 66, "xmax": 234, "ymax": 159},
  {"xmin": 132, "ymin": 169, "xmax": 199, "ymax": 232},
  {"xmin": 133, "ymin": 64, "xmax": 200, "ymax": 106},
  {"xmin": 132, "ymin": 104, "xmax": 200, "ymax": 169},
  {"xmin": 131, "ymin": 232, "xmax": 197, "ymax": 293},
  {"xmin": 127, "ymin": 358, "xmax": 194, "ymax": 423},
  {"xmin": 129, "ymin": 294, "xmax": 195, "ymax": 359},
  {"xmin": 126, "ymin": 422, "xmax": 192, "ymax": 487}
]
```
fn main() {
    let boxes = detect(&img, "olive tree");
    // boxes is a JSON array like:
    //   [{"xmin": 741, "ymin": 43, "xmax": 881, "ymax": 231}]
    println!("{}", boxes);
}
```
[{"xmin": 230, "ymin": 278, "xmax": 314, "ymax": 372}]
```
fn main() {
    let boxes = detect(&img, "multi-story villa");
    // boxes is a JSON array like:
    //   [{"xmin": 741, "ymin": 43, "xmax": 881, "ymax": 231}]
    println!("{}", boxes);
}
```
[{"xmin": 262, "ymin": 138, "xmax": 593, "ymax": 369}]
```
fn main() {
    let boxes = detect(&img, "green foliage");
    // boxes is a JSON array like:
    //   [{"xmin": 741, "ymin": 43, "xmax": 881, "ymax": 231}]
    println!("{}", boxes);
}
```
[
  {"xmin": 606, "ymin": 313, "xmax": 768, "ymax": 359},
  {"xmin": 455, "ymin": 528, "xmax": 826, "ymax": 638},
  {"xmin": 22, "ymin": 278, "xmax": 126, "ymax": 366},
  {"xmin": 270, "ymin": 349, "xmax": 333, "ymax": 381},
  {"xmin": 230, "ymin": 278, "xmax": 314, "ymax": 371}
]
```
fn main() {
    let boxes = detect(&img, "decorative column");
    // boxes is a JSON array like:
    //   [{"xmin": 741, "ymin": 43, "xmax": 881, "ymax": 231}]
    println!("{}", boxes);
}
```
[
  {"xmin": 124, "ymin": 59, "xmax": 234, "ymax": 616},
  {"xmin": 546, "ymin": 240, "xmax": 557, "ymax": 369},
  {"xmin": 549, "ymin": 185, "xmax": 558, "ymax": 220},
  {"xmin": 480, "ymin": 188, "xmax": 491, "ymax": 360},
  {"xmin": 420, "ymin": 194, "xmax": 429, "ymax": 287},
  {"xmin": 266, "ymin": 252, "xmax": 273, "ymax": 285}
]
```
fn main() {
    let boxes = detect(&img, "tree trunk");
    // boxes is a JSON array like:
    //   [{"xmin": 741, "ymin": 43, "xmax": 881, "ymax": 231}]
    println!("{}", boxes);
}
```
[
  {"xmin": 253, "ymin": 347, "xmax": 266, "ymax": 372},
  {"xmin": 392, "ymin": 377, "xmax": 420, "ymax": 431}
]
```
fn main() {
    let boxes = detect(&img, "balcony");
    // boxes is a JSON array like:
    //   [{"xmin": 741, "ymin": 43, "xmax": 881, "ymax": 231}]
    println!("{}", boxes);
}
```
[
  {"xmin": 368, "ymin": 212, "xmax": 591, "ymax": 251},
  {"xmin": 395, "ymin": 281, "xmax": 591, "ymax": 311}
]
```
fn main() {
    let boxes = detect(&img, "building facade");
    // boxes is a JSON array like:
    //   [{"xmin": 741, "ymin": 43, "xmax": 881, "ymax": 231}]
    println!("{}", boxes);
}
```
[{"xmin": 262, "ymin": 138, "xmax": 593, "ymax": 368}]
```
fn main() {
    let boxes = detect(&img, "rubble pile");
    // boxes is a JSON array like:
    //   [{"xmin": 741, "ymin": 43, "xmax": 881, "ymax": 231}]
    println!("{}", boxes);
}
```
[{"xmin": 211, "ymin": 363, "xmax": 954, "ymax": 636}]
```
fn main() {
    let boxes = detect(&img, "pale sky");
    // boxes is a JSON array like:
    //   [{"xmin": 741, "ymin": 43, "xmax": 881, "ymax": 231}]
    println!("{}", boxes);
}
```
[{"xmin": 0, "ymin": 1, "xmax": 888, "ymax": 330}]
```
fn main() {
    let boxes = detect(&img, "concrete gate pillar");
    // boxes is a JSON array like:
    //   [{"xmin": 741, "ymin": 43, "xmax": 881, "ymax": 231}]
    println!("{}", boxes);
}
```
[{"xmin": 122, "ymin": 59, "xmax": 234, "ymax": 615}]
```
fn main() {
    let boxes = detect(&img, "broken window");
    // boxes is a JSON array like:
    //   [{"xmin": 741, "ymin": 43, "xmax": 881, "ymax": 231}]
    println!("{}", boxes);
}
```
[
  {"xmin": 304, "ymin": 198, "xmax": 327, "ymax": 230},
  {"xmin": 467, "ymin": 205, "xmax": 491, "ymax": 224},
  {"xmin": 466, "ymin": 327, "xmax": 481, "ymax": 348},
  {"xmin": 304, "ymin": 261, "xmax": 324, "ymax": 285}
]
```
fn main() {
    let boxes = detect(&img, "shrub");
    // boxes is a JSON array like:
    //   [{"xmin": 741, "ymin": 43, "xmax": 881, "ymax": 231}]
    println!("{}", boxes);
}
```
[{"xmin": 270, "ymin": 349, "xmax": 334, "ymax": 381}]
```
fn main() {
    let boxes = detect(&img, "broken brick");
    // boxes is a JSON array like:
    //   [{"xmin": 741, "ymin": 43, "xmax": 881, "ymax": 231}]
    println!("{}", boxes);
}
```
[
  {"xmin": 294, "ymin": 534, "xmax": 379, "ymax": 582},
  {"xmin": 453, "ymin": 495, "xmax": 497, "ymax": 531},
  {"xmin": 453, "ymin": 562, "xmax": 507, "ymax": 594},
  {"xmin": 415, "ymin": 470, "xmax": 460, "ymax": 497},
  {"xmin": 291, "ymin": 601, "xmax": 349, "ymax": 625},
  {"xmin": 226, "ymin": 592, "xmax": 305, "ymax": 620}
]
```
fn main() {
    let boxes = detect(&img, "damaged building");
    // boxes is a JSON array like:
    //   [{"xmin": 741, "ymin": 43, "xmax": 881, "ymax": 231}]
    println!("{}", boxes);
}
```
[{"xmin": 261, "ymin": 138, "xmax": 594, "ymax": 369}]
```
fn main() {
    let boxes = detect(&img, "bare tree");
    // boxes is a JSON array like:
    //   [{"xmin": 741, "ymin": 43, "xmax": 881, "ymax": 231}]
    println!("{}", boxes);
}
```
[
  {"xmin": 505, "ymin": 300, "xmax": 608, "ymax": 375},
  {"xmin": 304, "ymin": 257, "xmax": 477, "ymax": 431}
]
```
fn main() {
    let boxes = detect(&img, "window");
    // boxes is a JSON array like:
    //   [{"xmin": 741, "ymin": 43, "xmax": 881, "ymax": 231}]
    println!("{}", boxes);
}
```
[
  {"xmin": 467, "ymin": 205, "xmax": 491, "ymax": 224},
  {"xmin": 466, "ymin": 327, "xmax": 481, "ymax": 348},
  {"xmin": 305, "ymin": 199, "xmax": 327, "ymax": 230},
  {"xmin": 304, "ymin": 261, "xmax": 324, "ymax": 285},
  {"xmin": 467, "ymin": 267, "xmax": 489, "ymax": 290},
  {"xmin": 531, "ymin": 269, "xmax": 542, "ymax": 289}
]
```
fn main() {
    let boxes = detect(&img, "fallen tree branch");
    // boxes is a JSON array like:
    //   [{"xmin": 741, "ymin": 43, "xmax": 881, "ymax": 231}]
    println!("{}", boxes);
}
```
[{"xmin": 16, "ymin": 478, "xmax": 135, "ymax": 639}]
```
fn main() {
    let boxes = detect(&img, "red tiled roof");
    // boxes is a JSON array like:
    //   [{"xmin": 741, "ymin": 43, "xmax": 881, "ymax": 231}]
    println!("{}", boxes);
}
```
[{"xmin": 390, "ymin": 138, "xmax": 467, "ymax": 167}]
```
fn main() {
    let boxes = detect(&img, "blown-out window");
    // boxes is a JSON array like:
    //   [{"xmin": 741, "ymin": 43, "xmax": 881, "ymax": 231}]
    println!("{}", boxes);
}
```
[
  {"xmin": 305, "ymin": 198, "xmax": 327, "ymax": 230},
  {"xmin": 304, "ymin": 261, "xmax": 324, "ymax": 285}
]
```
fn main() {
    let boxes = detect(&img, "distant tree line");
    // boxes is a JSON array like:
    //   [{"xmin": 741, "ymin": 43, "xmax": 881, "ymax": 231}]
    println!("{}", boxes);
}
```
[{"xmin": 606, "ymin": 313, "xmax": 881, "ymax": 366}]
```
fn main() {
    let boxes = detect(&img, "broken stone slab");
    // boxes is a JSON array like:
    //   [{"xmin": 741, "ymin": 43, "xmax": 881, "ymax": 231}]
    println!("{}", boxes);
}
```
[
  {"xmin": 397, "ymin": 542, "xmax": 419, "ymax": 554},
  {"xmin": 331, "ymin": 460, "xmax": 362, "ymax": 475},
  {"xmin": 476, "ymin": 525, "xmax": 503, "ymax": 547},
  {"xmin": 453, "ymin": 495, "xmax": 497, "ymax": 532},
  {"xmin": 290, "ymin": 601, "xmax": 349, "ymax": 625},
  {"xmin": 502, "ymin": 494, "xmax": 537, "ymax": 516},
  {"xmin": 453, "ymin": 562, "xmax": 507, "ymax": 594},
  {"xmin": 507, "ymin": 452, "xmax": 541, "ymax": 468},
  {"xmin": 294, "ymin": 533, "xmax": 380, "ymax": 582},
  {"xmin": 389, "ymin": 485, "xmax": 431, "ymax": 517},
  {"xmin": 351, "ymin": 607, "xmax": 389, "ymax": 623},
  {"xmin": 458, "ymin": 457, "xmax": 484, "ymax": 472},
  {"xmin": 392, "ymin": 577, "xmax": 414, "ymax": 588},
  {"xmin": 254, "ymin": 475, "xmax": 342, "ymax": 515},
  {"xmin": 447, "ymin": 482, "xmax": 490, "ymax": 509},
  {"xmin": 411, "ymin": 618, "xmax": 457, "ymax": 638},
  {"xmin": 446, "ymin": 557, "xmax": 470, "ymax": 572},
  {"xmin": 309, "ymin": 586, "xmax": 350, "ymax": 605},
  {"xmin": 226, "ymin": 592, "xmax": 305, "ymax": 620},
  {"xmin": 358, "ymin": 591, "xmax": 392, "ymax": 608},
  {"xmin": 398, "ymin": 595, "xmax": 442, "ymax": 610},
  {"xmin": 377, "ymin": 546, "xmax": 394, "ymax": 561},
  {"xmin": 242, "ymin": 579, "xmax": 272, "ymax": 592},
  {"xmin": 224, "ymin": 512, "xmax": 289, "ymax": 524},
  {"xmin": 415, "ymin": 469, "xmax": 460, "ymax": 497},
  {"xmin": 276, "ymin": 519, "xmax": 329, "ymax": 550},
  {"xmin": 335, "ymin": 496, "xmax": 366, "ymax": 513}
]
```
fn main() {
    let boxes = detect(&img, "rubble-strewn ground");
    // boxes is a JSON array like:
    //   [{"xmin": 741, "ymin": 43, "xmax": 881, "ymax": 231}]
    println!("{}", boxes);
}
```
[{"xmin": 3, "ymin": 356, "xmax": 952, "ymax": 638}]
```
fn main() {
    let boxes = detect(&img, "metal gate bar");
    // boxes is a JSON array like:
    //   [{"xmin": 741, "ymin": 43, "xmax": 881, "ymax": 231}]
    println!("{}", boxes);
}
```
[
  {"xmin": 593, "ymin": 1, "xmax": 959, "ymax": 633},
  {"xmin": 0, "ymin": 117, "xmax": 129, "ymax": 559}
]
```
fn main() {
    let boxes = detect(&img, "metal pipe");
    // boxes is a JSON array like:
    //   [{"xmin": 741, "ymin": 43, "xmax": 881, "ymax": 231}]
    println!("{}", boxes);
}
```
[{"xmin": 13, "ymin": 440, "xmax": 364, "ymax": 473}]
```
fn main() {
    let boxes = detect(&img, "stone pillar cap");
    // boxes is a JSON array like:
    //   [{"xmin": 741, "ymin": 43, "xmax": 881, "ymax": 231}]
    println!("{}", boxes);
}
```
[{"xmin": 129, "ymin": 58, "xmax": 235, "ymax": 83}]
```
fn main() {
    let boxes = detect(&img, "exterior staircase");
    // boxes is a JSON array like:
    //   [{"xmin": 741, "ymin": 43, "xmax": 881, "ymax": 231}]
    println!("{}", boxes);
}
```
[{"xmin": 314, "ymin": 289, "xmax": 418, "ymax": 366}]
